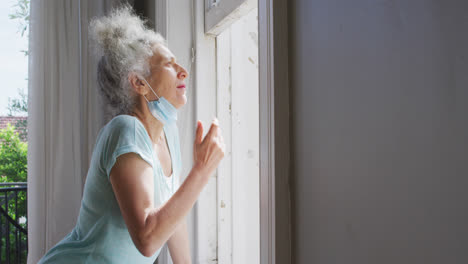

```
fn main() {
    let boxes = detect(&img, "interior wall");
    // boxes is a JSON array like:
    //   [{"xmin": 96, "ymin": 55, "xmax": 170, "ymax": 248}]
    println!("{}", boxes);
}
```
[{"xmin": 289, "ymin": 0, "xmax": 468, "ymax": 263}]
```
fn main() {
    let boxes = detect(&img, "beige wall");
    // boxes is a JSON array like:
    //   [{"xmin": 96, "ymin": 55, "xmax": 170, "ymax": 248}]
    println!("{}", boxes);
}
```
[{"xmin": 289, "ymin": 0, "xmax": 468, "ymax": 263}]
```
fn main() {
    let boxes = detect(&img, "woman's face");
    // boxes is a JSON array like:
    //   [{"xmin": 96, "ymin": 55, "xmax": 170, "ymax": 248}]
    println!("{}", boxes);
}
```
[{"xmin": 145, "ymin": 45, "xmax": 188, "ymax": 109}]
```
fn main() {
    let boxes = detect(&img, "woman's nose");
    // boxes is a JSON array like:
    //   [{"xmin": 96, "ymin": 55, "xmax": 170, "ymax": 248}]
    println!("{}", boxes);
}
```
[{"xmin": 178, "ymin": 66, "xmax": 188, "ymax": 80}]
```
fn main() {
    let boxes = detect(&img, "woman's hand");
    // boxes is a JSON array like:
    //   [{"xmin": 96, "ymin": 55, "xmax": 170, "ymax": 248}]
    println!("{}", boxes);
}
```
[{"xmin": 193, "ymin": 118, "xmax": 226, "ymax": 180}]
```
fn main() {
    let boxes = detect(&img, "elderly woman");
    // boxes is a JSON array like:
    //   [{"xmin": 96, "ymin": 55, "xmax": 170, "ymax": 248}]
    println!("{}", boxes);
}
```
[{"xmin": 38, "ymin": 6, "xmax": 225, "ymax": 264}]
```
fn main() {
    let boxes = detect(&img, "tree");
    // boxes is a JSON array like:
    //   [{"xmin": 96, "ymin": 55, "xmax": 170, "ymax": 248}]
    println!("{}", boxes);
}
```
[
  {"xmin": 0, "ymin": 124, "xmax": 27, "ymax": 183},
  {"xmin": 0, "ymin": 124, "xmax": 28, "ymax": 262},
  {"xmin": 0, "ymin": 1, "xmax": 30, "ymax": 262},
  {"xmin": 7, "ymin": 88, "xmax": 28, "ymax": 116},
  {"xmin": 9, "ymin": 0, "xmax": 30, "ymax": 56}
]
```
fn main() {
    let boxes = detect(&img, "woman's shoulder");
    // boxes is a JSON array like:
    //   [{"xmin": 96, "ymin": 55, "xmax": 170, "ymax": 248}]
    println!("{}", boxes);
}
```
[
  {"xmin": 99, "ymin": 115, "xmax": 149, "ymax": 143},
  {"xmin": 106, "ymin": 114, "xmax": 138, "ymax": 128},
  {"xmin": 103, "ymin": 115, "xmax": 146, "ymax": 133},
  {"xmin": 98, "ymin": 115, "xmax": 153, "ymax": 159}
]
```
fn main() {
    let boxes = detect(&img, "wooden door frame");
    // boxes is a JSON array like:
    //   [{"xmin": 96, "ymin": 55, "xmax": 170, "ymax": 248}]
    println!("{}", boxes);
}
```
[{"xmin": 258, "ymin": 0, "xmax": 291, "ymax": 263}]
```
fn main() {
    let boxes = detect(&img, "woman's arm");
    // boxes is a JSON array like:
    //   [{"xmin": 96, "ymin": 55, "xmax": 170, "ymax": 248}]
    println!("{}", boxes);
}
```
[
  {"xmin": 110, "ymin": 119, "xmax": 224, "ymax": 257},
  {"xmin": 167, "ymin": 220, "xmax": 191, "ymax": 264}
]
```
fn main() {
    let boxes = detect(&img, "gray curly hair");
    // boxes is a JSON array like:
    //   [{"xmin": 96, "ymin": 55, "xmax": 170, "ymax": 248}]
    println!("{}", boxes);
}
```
[{"xmin": 89, "ymin": 5, "xmax": 166, "ymax": 116}]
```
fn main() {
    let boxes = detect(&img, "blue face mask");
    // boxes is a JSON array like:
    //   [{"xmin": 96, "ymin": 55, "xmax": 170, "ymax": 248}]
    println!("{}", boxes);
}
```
[{"xmin": 141, "ymin": 78, "xmax": 178, "ymax": 125}]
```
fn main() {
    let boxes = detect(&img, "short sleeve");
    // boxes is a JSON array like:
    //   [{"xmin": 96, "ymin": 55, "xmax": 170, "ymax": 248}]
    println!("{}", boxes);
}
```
[{"xmin": 100, "ymin": 116, "xmax": 153, "ymax": 179}]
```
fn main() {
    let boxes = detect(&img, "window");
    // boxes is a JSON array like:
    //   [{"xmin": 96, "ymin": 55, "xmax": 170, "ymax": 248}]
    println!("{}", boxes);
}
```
[
  {"xmin": 215, "ymin": 7, "xmax": 259, "ymax": 264},
  {"xmin": 195, "ymin": 0, "xmax": 260, "ymax": 263}
]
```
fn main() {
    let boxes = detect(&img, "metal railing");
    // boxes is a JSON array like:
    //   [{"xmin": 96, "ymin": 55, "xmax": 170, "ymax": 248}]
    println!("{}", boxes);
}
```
[{"xmin": 0, "ymin": 182, "xmax": 27, "ymax": 264}]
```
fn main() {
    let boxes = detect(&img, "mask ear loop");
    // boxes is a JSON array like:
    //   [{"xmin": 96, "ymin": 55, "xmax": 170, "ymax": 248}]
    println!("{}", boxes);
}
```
[{"xmin": 141, "ymin": 77, "xmax": 161, "ymax": 101}]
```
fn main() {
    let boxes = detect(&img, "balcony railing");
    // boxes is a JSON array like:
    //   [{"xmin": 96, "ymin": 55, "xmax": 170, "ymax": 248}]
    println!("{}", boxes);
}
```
[{"xmin": 0, "ymin": 182, "xmax": 27, "ymax": 264}]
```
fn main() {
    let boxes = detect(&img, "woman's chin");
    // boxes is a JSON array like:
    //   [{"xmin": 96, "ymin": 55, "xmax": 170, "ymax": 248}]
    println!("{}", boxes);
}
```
[{"xmin": 175, "ymin": 96, "xmax": 187, "ymax": 109}]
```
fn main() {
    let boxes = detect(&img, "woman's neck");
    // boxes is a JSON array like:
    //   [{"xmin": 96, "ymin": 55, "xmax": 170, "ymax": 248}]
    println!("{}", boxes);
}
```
[{"xmin": 130, "ymin": 103, "xmax": 165, "ymax": 145}]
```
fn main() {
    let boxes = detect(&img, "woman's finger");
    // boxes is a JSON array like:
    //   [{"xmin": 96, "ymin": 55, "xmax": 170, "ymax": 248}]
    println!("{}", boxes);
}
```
[
  {"xmin": 195, "ymin": 120, "xmax": 203, "ymax": 145},
  {"xmin": 204, "ymin": 118, "xmax": 219, "ymax": 141}
]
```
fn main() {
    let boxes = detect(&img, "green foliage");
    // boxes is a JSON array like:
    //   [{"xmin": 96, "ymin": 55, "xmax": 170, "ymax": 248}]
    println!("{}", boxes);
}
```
[
  {"xmin": 1, "ymin": 1, "xmax": 29, "ymax": 261},
  {"xmin": 0, "ymin": 123, "xmax": 28, "ymax": 224},
  {"xmin": 0, "ymin": 191, "xmax": 27, "ymax": 263},
  {"xmin": 1, "ymin": 232, "xmax": 27, "ymax": 263},
  {"xmin": 0, "ymin": 124, "xmax": 28, "ymax": 263},
  {"xmin": 8, "ymin": 0, "xmax": 29, "ymax": 36},
  {"xmin": 0, "ymin": 124, "xmax": 27, "ymax": 182},
  {"xmin": 0, "ymin": 184, "xmax": 27, "ymax": 262}
]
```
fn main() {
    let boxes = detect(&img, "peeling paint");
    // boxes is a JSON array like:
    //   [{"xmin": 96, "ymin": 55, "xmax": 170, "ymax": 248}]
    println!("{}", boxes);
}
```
[{"xmin": 249, "ymin": 31, "xmax": 258, "ymax": 46}]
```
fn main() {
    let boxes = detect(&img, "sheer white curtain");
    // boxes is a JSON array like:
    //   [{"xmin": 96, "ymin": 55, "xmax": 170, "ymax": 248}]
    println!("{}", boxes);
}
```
[{"xmin": 27, "ymin": 1, "xmax": 131, "ymax": 263}]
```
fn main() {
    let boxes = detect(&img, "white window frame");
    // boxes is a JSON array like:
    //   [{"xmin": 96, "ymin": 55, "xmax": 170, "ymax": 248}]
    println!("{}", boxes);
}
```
[
  {"xmin": 215, "ymin": 10, "xmax": 260, "ymax": 264},
  {"xmin": 204, "ymin": 0, "xmax": 257, "ymax": 36},
  {"xmin": 203, "ymin": 1, "xmax": 261, "ymax": 264}
]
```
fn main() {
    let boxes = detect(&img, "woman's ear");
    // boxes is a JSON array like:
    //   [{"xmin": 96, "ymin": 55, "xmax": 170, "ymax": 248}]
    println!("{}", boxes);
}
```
[{"xmin": 128, "ymin": 73, "xmax": 147, "ymax": 95}]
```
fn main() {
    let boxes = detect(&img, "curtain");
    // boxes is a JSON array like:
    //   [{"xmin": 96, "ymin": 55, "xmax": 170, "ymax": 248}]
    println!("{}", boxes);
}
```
[{"xmin": 27, "ymin": 1, "xmax": 132, "ymax": 263}]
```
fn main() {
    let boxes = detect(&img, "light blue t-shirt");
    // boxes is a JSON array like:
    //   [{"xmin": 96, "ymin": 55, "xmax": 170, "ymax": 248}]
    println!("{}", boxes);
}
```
[{"xmin": 38, "ymin": 115, "xmax": 182, "ymax": 264}]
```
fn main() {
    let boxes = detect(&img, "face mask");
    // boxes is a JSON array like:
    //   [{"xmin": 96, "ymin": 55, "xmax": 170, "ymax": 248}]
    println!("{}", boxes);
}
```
[{"xmin": 141, "ymin": 78, "xmax": 178, "ymax": 125}]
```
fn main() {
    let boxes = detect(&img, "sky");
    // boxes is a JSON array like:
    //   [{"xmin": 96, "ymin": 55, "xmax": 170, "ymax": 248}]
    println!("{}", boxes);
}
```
[{"xmin": 0, "ymin": 0, "xmax": 29, "ymax": 116}]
